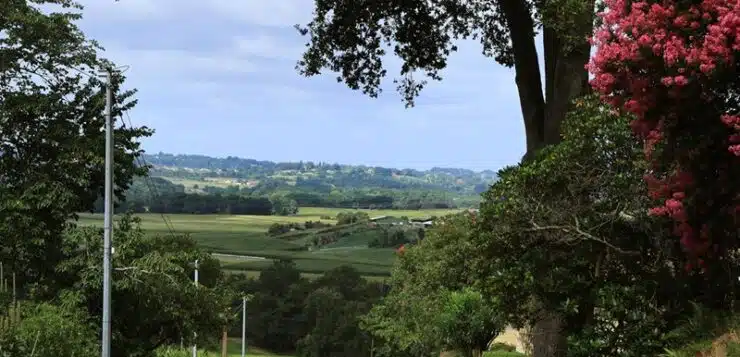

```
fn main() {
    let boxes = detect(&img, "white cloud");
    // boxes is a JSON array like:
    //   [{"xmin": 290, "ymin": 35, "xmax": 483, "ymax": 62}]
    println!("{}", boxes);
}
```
[
  {"xmin": 81, "ymin": 0, "xmax": 315, "ymax": 27},
  {"xmin": 206, "ymin": 1, "xmax": 314, "ymax": 27},
  {"xmin": 231, "ymin": 34, "xmax": 305, "ymax": 61},
  {"xmin": 99, "ymin": 44, "xmax": 256, "ymax": 80},
  {"xmin": 79, "ymin": 0, "xmax": 163, "ymax": 20}
]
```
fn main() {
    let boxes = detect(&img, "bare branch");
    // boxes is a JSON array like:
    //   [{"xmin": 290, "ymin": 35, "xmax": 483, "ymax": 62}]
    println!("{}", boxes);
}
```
[
  {"xmin": 114, "ymin": 266, "xmax": 178, "ymax": 285},
  {"xmin": 526, "ymin": 218, "xmax": 640, "ymax": 255}
]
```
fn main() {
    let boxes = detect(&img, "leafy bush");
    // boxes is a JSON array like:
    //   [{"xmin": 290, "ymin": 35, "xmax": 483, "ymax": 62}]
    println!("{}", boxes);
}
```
[
  {"xmin": 0, "ymin": 302, "xmax": 97, "ymax": 357},
  {"xmin": 437, "ymin": 288, "xmax": 503, "ymax": 356},
  {"xmin": 154, "ymin": 347, "xmax": 218, "ymax": 357},
  {"xmin": 483, "ymin": 351, "xmax": 526, "ymax": 357},
  {"xmin": 336, "ymin": 212, "xmax": 370, "ymax": 225},
  {"xmin": 488, "ymin": 342, "xmax": 516, "ymax": 352}
]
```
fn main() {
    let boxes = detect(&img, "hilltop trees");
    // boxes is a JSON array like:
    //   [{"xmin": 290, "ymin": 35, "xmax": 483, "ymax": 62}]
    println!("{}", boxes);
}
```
[
  {"xmin": 0, "ymin": 0, "xmax": 151, "ymax": 287},
  {"xmin": 296, "ymin": 0, "xmax": 593, "ymax": 157}
]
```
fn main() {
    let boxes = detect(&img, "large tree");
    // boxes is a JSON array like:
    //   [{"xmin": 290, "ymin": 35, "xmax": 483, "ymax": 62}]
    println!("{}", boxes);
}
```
[
  {"xmin": 296, "ymin": 0, "xmax": 594, "ymax": 157},
  {"xmin": 0, "ymin": 0, "xmax": 151, "ymax": 287},
  {"xmin": 296, "ymin": 1, "xmax": 596, "ymax": 356}
]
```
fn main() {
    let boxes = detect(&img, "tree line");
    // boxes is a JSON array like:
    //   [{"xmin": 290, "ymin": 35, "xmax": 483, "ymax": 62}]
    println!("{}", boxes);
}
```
[
  {"xmin": 202, "ymin": 184, "xmax": 475, "ymax": 210},
  {"xmin": 144, "ymin": 153, "xmax": 498, "ymax": 195},
  {"xmin": 93, "ymin": 192, "xmax": 274, "ymax": 215},
  {"xmin": 101, "ymin": 176, "xmax": 475, "ymax": 215}
]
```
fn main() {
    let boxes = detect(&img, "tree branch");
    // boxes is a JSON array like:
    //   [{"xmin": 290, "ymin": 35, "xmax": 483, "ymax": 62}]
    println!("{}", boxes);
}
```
[
  {"xmin": 114, "ymin": 266, "xmax": 178, "ymax": 285},
  {"xmin": 526, "ymin": 217, "xmax": 640, "ymax": 255}
]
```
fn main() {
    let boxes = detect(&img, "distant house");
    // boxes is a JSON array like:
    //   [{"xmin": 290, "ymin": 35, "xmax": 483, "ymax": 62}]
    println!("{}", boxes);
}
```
[
  {"xmin": 409, "ymin": 217, "xmax": 434, "ymax": 228},
  {"xmin": 411, "ymin": 220, "xmax": 433, "ymax": 228}
]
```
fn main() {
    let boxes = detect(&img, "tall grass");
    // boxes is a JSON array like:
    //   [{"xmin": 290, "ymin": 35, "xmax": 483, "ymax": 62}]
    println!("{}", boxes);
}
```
[{"xmin": 0, "ymin": 263, "xmax": 20, "ymax": 332}]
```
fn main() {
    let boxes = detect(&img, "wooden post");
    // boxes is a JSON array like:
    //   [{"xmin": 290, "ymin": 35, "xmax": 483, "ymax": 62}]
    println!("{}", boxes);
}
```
[{"xmin": 221, "ymin": 325, "xmax": 228, "ymax": 357}]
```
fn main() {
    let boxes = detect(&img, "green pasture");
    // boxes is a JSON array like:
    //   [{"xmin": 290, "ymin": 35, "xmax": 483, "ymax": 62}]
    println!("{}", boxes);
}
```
[{"xmin": 75, "ymin": 207, "xmax": 457, "ymax": 278}]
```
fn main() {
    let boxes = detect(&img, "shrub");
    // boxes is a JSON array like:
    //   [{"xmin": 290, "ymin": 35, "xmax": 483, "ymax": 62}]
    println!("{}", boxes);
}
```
[
  {"xmin": 488, "ymin": 342, "xmax": 516, "ymax": 352},
  {"xmin": 0, "ymin": 302, "xmax": 98, "ymax": 357}
]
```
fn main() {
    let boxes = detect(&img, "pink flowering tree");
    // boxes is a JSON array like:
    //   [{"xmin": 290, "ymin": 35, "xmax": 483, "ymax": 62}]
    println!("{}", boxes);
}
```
[{"xmin": 589, "ymin": 0, "xmax": 740, "ymax": 270}]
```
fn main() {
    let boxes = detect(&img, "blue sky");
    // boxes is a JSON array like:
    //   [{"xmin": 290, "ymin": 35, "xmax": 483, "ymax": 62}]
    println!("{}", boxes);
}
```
[{"xmin": 74, "ymin": 0, "xmax": 528, "ymax": 171}]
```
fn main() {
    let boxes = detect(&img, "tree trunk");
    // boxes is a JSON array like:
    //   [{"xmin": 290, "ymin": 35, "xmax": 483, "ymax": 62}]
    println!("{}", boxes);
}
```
[
  {"xmin": 532, "ymin": 310, "xmax": 568, "ymax": 357},
  {"xmin": 501, "ymin": 0, "xmax": 593, "ymax": 159},
  {"xmin": 221, "ymin": 326, "xmax": 228, "ymax": 357},
  {"xmin": 500, "ymin": 0, "xmax": 594, "ymax": 355},
  {"xmin": 499, "ymin": 0, "xmax": 547, "ymax": 158}
]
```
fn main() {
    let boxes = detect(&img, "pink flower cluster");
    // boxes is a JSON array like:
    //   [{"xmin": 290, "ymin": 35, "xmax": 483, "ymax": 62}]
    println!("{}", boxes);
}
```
[{"xmin": 588, "ymin": 0, "xmax": 740, "ymax": 263}]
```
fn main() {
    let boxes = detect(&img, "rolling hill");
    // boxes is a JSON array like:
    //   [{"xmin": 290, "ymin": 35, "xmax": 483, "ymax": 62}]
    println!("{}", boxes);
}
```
[{"xmin": 142, "ymin": 153, "xmax": 498, "ymax": 197}]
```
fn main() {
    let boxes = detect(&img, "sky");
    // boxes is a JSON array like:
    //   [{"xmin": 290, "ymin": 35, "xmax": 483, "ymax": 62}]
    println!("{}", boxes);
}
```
[{"xmin": 73, "ymin": 0, "xmax": 529, "ymax": 171}]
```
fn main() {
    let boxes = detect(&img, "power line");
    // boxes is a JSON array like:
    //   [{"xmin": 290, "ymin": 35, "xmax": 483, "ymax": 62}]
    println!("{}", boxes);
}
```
[{"xmin": 121, "ymin": 111, "xmax": 178, "ymax": 238}]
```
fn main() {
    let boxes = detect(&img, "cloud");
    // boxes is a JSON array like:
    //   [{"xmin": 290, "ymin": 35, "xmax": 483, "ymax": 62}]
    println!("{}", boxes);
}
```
[
  {"xmin": 231, "ymin": 33, "xmax": 305, "ymax": 61},
  {"xmin": 99, "ymin": 44, "xmax": 256, "ymax": 82},
  {"xmin": 83, "ymin": 0, "xmax": 315, "ymax": 27},
  {"xmin": 205, "ymin": 0, "xmax": 315, "ymax": 28},
  {"xmin": 79, "ymin": 0, "xmax": 163, "ymax": 20},
  {"xmin": 69, "ymin": 0, "xmax": 526, "ymax": 170}
]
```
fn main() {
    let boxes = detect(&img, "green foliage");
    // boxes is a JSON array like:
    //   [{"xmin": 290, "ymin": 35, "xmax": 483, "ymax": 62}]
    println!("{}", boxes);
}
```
[
  {"xmin": 267, "ymin": 221, "xmax": 332, "ymax": 236},
  {"xmin": 482, "ymin": 351, "xmax": 526, "ymax": 357},
  {"xmin": 222, "ymin": 262, "xmax": 383, "ymax": 356},
  {"xmin": 243, "ymin": 260, "xmax": 311, "ymax": 352},
  {"xmin": 296, "ymin": 267, "xmax": 382, "ymax": 357},
  {"xmin": 270, "ymin": 194, "xmax": 300, "ymax": 216},
  {"xmin": 0, "ymin": 302, "xmax": 98, "ymax": 357},
  {"xmin": 473, "ymin": 96, "xmax": 651, "ymax": 328},
  {"xmin": 437, "ymin": 288, "xmax": 503, "ymax": 357},
  {"xmin": 0, "ymin": 0, "xmax": 152, "ymax": 287},
  {"xmin": 471, "ymin": 96, "xmax": 740, "ymax": 357},
  {"xmin": 336, "ymin": 211, "xmax": 370, "ymax": 225},
  {"xmin": 361, "ymin": 213, "xmax": 480, "ymax": 356},
  {"xmin": 368, "ymin": 227, "xmax": 411, "ymax": 248},
  {"xmin": 488, "ymin": 343, "xmax": 516, "ymax": 352},
  {"xmin": 56, "ymin": 213, "xmax": 230, "ymax": 357},
  {"xmin": 658, "ymin": 305, "xmax": 740, "ymax": 357},
  {"xmin": 93, "ymin": 178, "xmax": 274, "ymax": 215}
]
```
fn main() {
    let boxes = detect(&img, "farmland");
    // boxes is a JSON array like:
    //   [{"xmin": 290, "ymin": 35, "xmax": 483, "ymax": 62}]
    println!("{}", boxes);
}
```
[{"xmin": 77, "ymin": 207, "xmax": 461, "ymax": 278}]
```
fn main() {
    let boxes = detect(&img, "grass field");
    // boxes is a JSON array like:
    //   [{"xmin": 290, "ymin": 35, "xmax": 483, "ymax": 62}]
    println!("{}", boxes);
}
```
[{"xmin": 76, "ymin": 207, "xmax": 459, "ymax": 278}]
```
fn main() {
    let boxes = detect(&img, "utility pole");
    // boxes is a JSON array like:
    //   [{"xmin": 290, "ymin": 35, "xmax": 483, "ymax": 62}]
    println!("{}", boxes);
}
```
[
  {"xmin": 241, "ymin": 296, "xmax": 247, "ymax": 357},
  {"xmin": 100, "ymin": 67, "xmax": 114, "ymax": 357},
  {"xmin": 192, "ymin": 259, "xmax": 199, "ymax": 357}
]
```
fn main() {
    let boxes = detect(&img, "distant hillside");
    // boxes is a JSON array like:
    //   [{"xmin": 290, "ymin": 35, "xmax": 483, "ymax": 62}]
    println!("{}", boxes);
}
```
[{"xmin": 143, "ymin": 153, "xmax": 498, "ymax": 196}]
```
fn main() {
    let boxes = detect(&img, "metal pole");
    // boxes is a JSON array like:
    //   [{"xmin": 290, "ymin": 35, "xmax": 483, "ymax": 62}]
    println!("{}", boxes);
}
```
[
  {"xmin": 241, "ymin": 296, "xmax": 246, "ymax": 357},
  {"xmin": 101, "ymin": 68, "xmax": 114, "ymax": 357},
  {"xmin": 192, "ymin": 259, "xmax": 199, "ymax": 357}
]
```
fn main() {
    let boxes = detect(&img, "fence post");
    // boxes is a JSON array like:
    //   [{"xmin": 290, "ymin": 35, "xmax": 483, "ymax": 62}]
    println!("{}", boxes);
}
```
[{"xmin": 221, "ymin": 325, "xmax": 228, "ymax": 357}]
